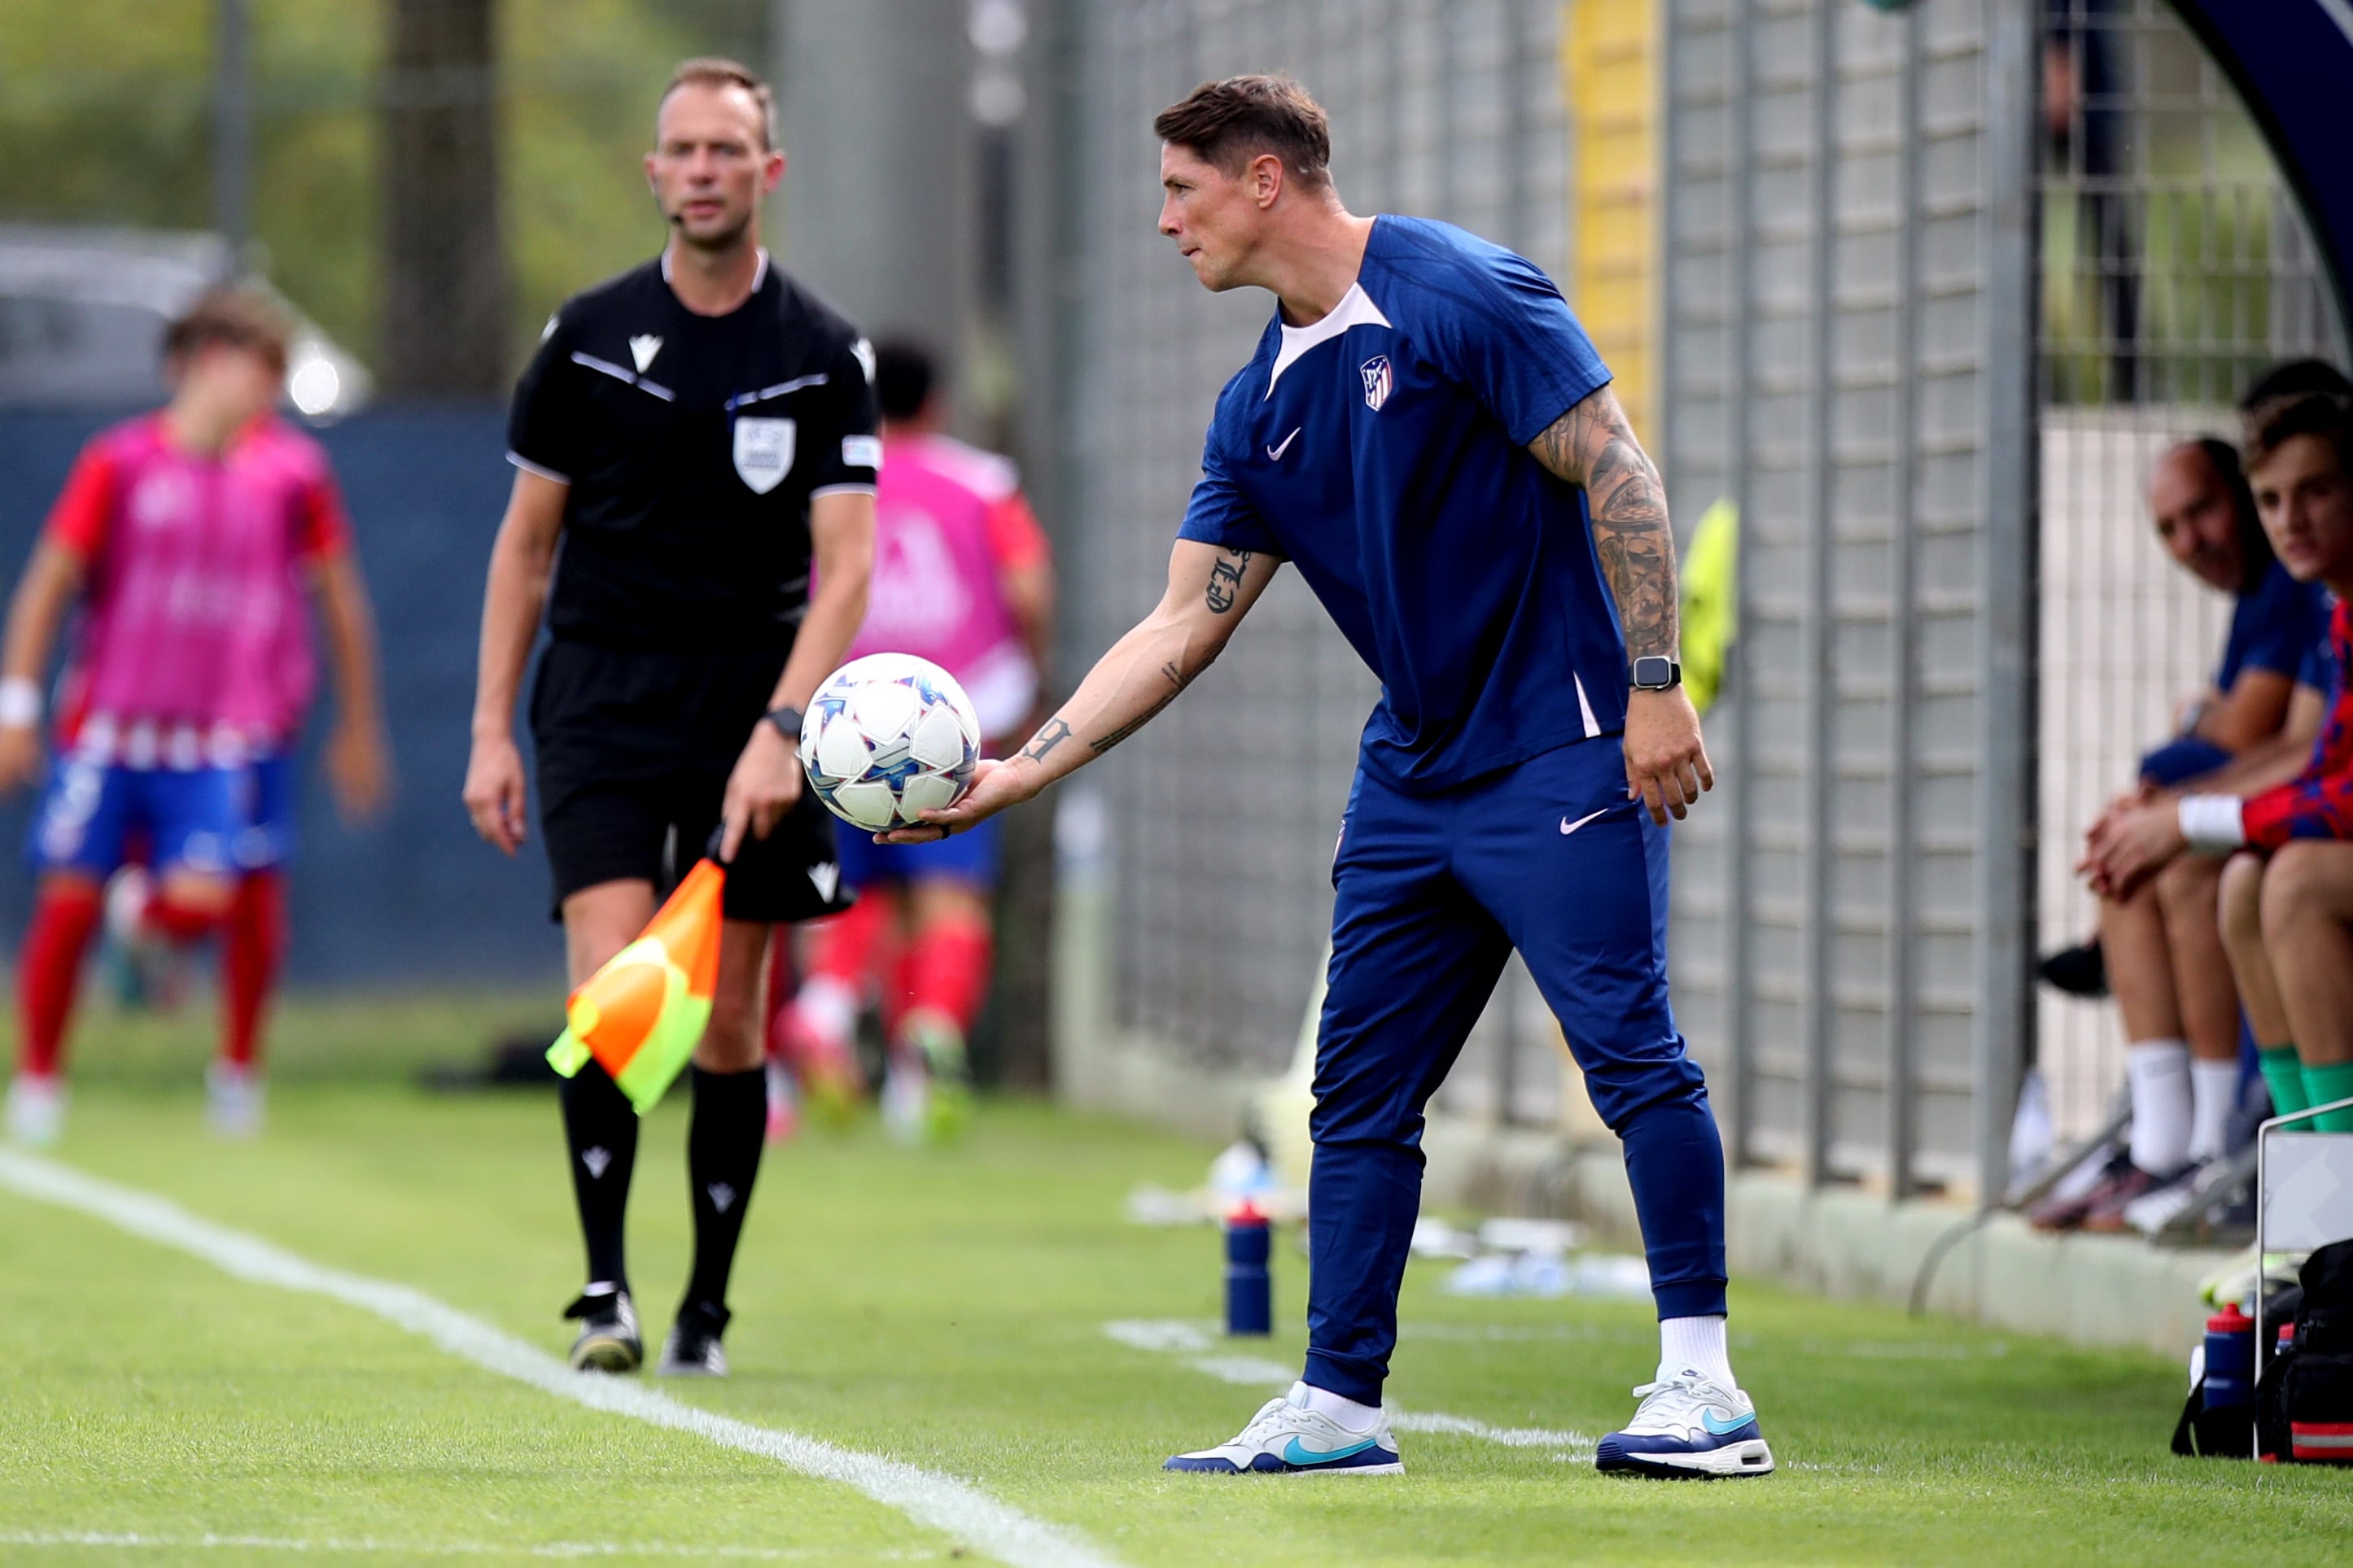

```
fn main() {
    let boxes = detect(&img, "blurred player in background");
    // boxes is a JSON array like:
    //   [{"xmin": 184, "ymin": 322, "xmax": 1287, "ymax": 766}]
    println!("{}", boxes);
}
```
[
  {"xmin": 768, "ymin": 338, "xmax": 1054, "ymax": 1144},
  {"xmin": 0, "ymin": 289, "xmax": 390, "ymax": 1146},
  {"xmin": 465, "ymin": 60, "xmax": 875, "ymax": 1378},
  {"xmin": 892, "ymin": 76, "xmax": 1764, "ymax": 1478}
]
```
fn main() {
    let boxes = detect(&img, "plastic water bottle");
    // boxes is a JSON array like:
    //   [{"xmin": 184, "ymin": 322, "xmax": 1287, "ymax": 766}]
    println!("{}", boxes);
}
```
[
  {"xmin": 2204, "ymin": 1304, "xmax": 2256, "ymax": 1410},
  {"xmin": 1224, "ymin": 1201, "xmax": 1272, "ymax": 1337}
]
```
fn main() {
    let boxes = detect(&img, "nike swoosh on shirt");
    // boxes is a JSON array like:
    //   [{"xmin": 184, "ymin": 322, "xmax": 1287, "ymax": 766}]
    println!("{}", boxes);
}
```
[
  {"xmin": 1266, "ymin": 427, "xmax": 1301, "ymax": 461},
  {"xmin": 1559, "ymin": 808, "xmax": 1609, "ymax": 836}
]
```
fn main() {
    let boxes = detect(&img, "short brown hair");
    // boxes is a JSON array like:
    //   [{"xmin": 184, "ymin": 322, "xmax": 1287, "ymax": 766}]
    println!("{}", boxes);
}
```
[
  {"xmin": 162, "ymin": 287, "xmax": 289, "ymax": 378},
  {"xmin": 2244, "ymin": 391, "xmax": 2353, "ymax": 477},
  {"xmin": 1153, "ymin": 75, "xmax": 1332, "ymax": 189},
  {"xmin": 659, "ymin": 57, "xmax": 776, "ymax": 151}
]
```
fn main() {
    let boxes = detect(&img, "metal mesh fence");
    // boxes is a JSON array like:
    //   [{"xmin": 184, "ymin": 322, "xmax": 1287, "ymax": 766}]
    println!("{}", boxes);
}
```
[
  {"xmin": 1061, "ymin": 0, "xmax": 1569, "ymax": 1110},
  {"xmin": 1660, "ymin": 0, "xmax": 2030, "ymax": 1196},
  {"xmin": 2031, "ymin": 0, "xmax": 2346, "ymax": 1138}
]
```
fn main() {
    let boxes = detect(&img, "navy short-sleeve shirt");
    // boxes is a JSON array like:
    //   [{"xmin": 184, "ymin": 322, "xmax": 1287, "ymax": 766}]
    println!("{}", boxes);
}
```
[{"xmin": 1178, "ymin": 216, "xmax": 1619, "ymax": 791}]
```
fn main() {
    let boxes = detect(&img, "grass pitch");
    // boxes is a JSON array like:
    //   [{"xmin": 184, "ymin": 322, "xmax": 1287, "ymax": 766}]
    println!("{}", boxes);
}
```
[{"xmin": 2, "ymin": 997, "xmax": 2348, "ymax": 1564}]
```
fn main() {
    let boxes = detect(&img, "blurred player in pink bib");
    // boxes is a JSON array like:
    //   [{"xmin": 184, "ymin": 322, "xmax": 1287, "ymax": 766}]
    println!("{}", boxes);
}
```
[
  {"xmin": 769, "ymin": 340, "xmax": 1053, "ymax": 1142},
  {"xmin": 0, "ymin": 290, "xmax": 388, "ymax": 1145}
]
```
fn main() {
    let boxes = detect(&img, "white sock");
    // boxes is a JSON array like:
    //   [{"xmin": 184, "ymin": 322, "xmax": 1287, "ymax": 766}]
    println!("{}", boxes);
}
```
[
  {"xmin": 2125, "ymin": 1039, "xmax": 2193, "ymax": 1174},
  {"xmin": 1658, "ymin": 1314, "xmax": 1735, "ymax": 1387},
  {"xmin": 794, "ymin": 976, "xmax": 859, "ymax": 1047},
  {"xmin": 2188, "ymin": 1059, "xmax": 2238, "ymax": 1164},
  {"xmin": 1295, "ymin": 1381, "xmax": 1383, "ymax": 1433}
]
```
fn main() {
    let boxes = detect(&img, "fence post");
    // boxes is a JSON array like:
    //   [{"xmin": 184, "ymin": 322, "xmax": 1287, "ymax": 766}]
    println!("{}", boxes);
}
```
[{"xmin": 1974, "ymin": 0, "xmax": 2040, "ymax": 1208}]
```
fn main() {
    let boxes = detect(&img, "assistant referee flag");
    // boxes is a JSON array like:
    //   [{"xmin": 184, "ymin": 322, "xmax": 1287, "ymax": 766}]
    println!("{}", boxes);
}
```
[{"xmin": 545, "ymin": 859, "xmax": 724, "ymax": 1113}]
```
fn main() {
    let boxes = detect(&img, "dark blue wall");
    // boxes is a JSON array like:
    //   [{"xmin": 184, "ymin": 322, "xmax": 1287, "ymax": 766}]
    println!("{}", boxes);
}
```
[{"xmin": 0, "ymin": 406, "xmax": 563, "ymax": 987}]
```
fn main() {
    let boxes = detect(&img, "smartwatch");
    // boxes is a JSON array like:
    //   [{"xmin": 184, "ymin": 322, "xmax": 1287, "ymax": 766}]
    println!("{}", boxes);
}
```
[
  {"xmin": 765, "ymin": 705, "xmax": 806, "ymax": 743},
  {"xmin": 1629, "ymin": 656, "xmax": 1682, "ymax": 692}
]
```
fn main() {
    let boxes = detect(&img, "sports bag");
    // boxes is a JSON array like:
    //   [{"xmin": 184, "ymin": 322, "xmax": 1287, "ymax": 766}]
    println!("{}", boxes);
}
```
[{"xmin": 2255, "ymin": 1239, "xmax": 2353, "ymax": 1465}]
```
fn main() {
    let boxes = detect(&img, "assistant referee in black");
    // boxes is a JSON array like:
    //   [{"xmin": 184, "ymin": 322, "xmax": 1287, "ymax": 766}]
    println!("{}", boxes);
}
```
[{"xmin": 465, "ymin": 59, "xmax": 875, "ymax": 1378}]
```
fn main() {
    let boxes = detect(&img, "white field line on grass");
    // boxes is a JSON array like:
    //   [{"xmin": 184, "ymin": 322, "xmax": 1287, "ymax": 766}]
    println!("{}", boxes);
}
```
[
  {"xmin": 0, "ymin": 1150, "xmax": 1122, "ymax": 1568},
  {"xmin": 0, "ymin": 1533, "xmax": 906, "ymax": 1560},
  {"xmin": 1101, "ymin": 1321, "xmax": 1598, "ymax": 1456}
]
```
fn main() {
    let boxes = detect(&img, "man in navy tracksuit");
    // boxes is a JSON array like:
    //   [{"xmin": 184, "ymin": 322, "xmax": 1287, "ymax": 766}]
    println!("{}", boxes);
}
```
[{"xmin": 890, "ymin": 74, "xmax": 1771, "ymax": 1480}]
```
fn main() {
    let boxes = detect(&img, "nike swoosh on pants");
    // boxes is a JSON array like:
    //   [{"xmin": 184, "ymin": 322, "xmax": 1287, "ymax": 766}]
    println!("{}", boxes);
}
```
[{"xmin": 1559, "ymin": 808, "xmax": 1609, "ymax": 836}]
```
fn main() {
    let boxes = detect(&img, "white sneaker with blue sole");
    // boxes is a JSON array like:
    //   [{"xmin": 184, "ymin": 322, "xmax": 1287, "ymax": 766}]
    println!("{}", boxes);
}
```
[
  {"xmin": 1165, "ymin": 1385, "xmax": 1403, "ymax": 1475},
  {"xmin": 1594, "ymin": 1368, "xmax": 1775, "ymax": 1478}
]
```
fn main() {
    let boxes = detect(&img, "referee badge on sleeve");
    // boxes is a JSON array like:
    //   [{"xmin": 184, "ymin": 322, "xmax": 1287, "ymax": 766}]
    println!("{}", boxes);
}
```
[{"xmin": 733, "ymin": 417, "xmax": 796, "ymax": 495}]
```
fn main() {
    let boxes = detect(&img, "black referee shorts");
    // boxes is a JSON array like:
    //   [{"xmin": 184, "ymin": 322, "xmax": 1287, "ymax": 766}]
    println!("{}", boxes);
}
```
[{"xmin": 529, "ymin": 639, "xmax": 854, "ymax": 926}]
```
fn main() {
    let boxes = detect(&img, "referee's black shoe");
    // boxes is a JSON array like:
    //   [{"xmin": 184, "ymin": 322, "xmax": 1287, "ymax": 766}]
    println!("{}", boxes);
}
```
[
  {"xmin": 563, "ymin": 1286, "xmax": 642, "ymax": 1374},
  {"xmin": 658, "ymin": 1299, "xmax": 732, "ymax": 1378}
]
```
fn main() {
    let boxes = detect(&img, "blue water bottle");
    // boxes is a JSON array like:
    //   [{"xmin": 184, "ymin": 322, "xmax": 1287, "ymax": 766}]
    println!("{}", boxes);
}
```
[
  {"xmin": 2203, "ymin": 1304, "xmax": 2255, "ymax": 1412},
  {"xmin": 1224, "ymin": 1201, "xmax": 1272, "ymax": 1337}
]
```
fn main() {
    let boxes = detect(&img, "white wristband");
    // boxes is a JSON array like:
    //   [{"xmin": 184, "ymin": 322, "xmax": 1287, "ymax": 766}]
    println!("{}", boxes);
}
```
[
  {"xmin": 2177, "ymin": 793, "xmax": 2247, "ymax": 854},
  {"xmin": 0, "ymin": 677, "xmax": 41, "ymax": 730}
]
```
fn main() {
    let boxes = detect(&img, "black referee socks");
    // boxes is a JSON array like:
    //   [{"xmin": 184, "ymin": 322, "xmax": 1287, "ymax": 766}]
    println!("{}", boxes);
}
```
[
  {"xmin": 559, "ymin": 1061, "xmax": 639, "ymax": 1289},
  {"xmin": 684, "ymin": 1064, "xmax": 768, "ymax": 1315}
]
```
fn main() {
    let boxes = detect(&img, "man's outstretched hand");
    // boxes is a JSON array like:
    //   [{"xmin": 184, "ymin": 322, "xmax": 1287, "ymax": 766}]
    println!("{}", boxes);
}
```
[{"xmin": 875, "ymin": 758, "xmax": 1039, "ymax": 845}]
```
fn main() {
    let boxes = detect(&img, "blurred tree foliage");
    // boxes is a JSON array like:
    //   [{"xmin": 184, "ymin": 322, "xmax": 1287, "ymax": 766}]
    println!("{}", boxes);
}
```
[{"xmin": 0, "ymin": 0, "xmax": 772, "ymax": 382}]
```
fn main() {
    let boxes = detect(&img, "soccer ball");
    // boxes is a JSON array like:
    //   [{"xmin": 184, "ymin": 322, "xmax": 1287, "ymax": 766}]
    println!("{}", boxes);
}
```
[{"xmin": 799, "ymin": 653, "xmax": 982, "ymax": 832}]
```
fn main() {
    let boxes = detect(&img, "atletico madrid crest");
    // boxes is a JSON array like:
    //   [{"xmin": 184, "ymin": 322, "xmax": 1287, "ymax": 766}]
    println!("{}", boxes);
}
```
[{"xmin": 1359, "ymin": 354, "xmax": 1393, "ymax": 411}]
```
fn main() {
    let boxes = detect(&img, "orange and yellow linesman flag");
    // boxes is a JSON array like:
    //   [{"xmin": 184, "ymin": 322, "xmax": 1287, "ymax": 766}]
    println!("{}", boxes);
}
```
[{"xmin": 545, "ymin": 858, "xmax": 724, "ymax": 1114}]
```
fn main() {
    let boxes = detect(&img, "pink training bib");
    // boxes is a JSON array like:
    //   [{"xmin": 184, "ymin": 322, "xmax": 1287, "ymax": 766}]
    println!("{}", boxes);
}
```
[
  {"xmin": 849, "ymin": 433, "xmax": 1037, "ymax": 739},
  {"xmin": 51, "ymin": 415, "xmax": 340, "ymax": 762}
]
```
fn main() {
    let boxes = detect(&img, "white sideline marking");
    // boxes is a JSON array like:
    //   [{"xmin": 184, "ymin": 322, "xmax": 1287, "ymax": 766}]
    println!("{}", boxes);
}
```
[
  {"xmin": 0, "ymin": 1534, "xmax": 868, "ymax": 1559},
  {"xmin": 1101, "ymin": 1321, "xmax": 1596, "ymax": 1457},
  {"xmin": 0, "ymin": 1151, "xmax": 1120, "ymax": 1568}
]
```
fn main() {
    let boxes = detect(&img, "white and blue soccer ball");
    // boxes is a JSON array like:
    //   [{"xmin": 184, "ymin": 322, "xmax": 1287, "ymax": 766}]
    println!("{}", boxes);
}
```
[{"xmin": 799, "ymin": 653, "xmax": 982, "ymax": 832}]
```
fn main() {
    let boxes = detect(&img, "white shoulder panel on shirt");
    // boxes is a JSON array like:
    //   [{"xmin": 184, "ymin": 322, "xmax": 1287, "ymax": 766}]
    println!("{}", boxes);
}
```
[
  {"xmin": 924, "ymin": 434, "xmax": 1021, "ymax": 501},
  {"xmin": 1265, "ymin": 282, "xmax": 1393, "ymax": 398}
]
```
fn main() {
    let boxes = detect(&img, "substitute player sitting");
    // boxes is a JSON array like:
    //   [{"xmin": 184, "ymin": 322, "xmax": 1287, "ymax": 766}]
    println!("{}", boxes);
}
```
[
  {"xmin": 886, "ymin": 76, "xmax": 1766, "ymax": 1478},
  {"xmin": 464, "ymin": 59, "xmax": 875, "ymax": 1378},
  {"xmin": 2090, "ymin": 391, "xmax": 2353, "ymax": 1134},
  {"xmin": 2033, "ymin": 438, "xmax": 2326, "ymax": 1231},
  {"xmin": 772, "ymin": 338, "xmax": 1054, "ymax": 1145},
  {"xmin": 0, "ymin": 290, "xmax": 387, "ymax": 1146}
]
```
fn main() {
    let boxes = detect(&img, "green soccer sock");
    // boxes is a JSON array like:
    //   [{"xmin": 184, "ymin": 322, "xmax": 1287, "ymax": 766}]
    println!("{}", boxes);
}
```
[
  {"xmin": 2303, "ymin": 1062, "xmax": 2353, "ymax": 1133},
  {"xmin": 2261, "ymin": 1046, "xmax": 2311, "ymax": 1117}
]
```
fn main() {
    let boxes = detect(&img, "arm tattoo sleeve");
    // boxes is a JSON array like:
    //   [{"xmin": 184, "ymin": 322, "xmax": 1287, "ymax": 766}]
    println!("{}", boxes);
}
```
[
  {"xmin": 1205, "ymin": 548, "xmax": 1253, "ymax": 614},
  {"xmin": 1529, "ymin": 391, "xmax": 1678, "ymax": 661}
]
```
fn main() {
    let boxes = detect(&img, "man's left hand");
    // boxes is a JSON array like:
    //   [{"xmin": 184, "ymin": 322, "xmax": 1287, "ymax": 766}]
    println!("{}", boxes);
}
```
[
  {"xmin": 720, "ymin": 720, "xmax": 802, "ymax": 863},
  {"xmin": 1624, "ymin": 687, "xmax": 1712, "ymax": 825}
]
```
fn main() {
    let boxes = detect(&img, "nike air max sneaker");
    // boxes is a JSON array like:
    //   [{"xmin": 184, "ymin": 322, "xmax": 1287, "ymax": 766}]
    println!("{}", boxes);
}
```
[
  {"xmin": 1165, "ymin": 1386, "xmax": 1404, "ymax": 1475},
  {"xmin": 1594, "ymin": 1369, "xmax": 1774, "ymax": 1478},
  {"xmin": 657, "ymin": 1299, "xmax": 730, "ymax": 1378},
  {"xmin": 563, "ymin": 1286, "xmax": 641, "ymax": 1374}
]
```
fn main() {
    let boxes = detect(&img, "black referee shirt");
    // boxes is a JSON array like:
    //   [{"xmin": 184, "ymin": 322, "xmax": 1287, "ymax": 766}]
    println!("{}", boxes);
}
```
[{"xmin": 507, "ymin": 251, "xmax": 880, "ymax": 653}]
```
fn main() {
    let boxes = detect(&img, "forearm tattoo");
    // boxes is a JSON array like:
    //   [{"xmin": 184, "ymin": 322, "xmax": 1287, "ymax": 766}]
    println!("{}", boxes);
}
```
[
  {"xmin": 1205, "ymin": 548, "xmax": 1252, "ymax": 614},
  {"xmin": 1087, "ymin": 660, "xmax": 1192, "ymax": 755},
  {"xmin": 1020, "ymin": 717, "xmax": 1074, "ymax": 765},
  {"xmin": 1529, "ymin": 390, "xmax": 1678, "ymax": 661}
]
